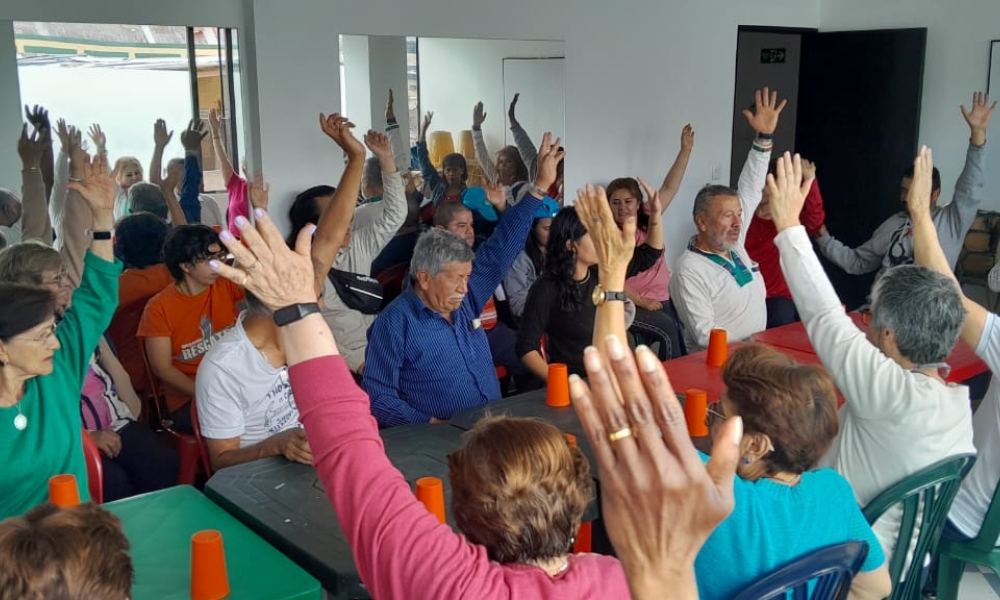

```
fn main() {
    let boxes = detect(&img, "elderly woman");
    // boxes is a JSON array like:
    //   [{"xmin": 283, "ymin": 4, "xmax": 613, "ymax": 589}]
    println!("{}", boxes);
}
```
[
  {"xmin": 768, "ymin": 152, "xmax": 975, "ymax": 561},
  {"xmin": 695, "ymin": 344, "xmax": 891, "ymax": 599},
  {"xmin": 0, "ymin": 154, "xmax": 122, "ymax": 519},
  {"xmin": 207, "ymin": 210, "xmax": 630, "ymax": 598}
]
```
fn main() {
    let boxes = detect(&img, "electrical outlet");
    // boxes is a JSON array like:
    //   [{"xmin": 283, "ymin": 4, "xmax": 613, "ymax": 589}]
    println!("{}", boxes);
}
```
[{"xmin": 711, "ymin": 164, "xmax": 722, "ymax": 182}]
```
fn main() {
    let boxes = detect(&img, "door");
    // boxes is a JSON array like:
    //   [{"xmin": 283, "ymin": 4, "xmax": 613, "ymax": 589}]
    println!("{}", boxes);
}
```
[{"xmin": 796, "ymin": 28, "xmax": 927, "ymax": 308}]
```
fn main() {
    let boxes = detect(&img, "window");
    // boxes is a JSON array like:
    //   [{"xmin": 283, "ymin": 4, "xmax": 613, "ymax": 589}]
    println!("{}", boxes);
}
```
[
  {"xmin": 14, "ymin": 22, "xmax": 244, "ymax": 192},
  {"xmin": 407, "ymin": 36, "xmax": 419, "ymax": 146}
]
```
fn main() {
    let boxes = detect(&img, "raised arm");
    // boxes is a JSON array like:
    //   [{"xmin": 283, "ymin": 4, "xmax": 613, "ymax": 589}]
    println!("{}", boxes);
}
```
[
  {"xmin": 178, "ymin": 120, "xmax": 207, "ymax": 224},
  {"xmin": 25, "ymin": 105, "xmax": 54, "ymax": 201},
  {"xmin": 508, "ymin": 94, "xmax": 539, "ymax": 179},
  {"xmin": 639, "ymin": 178, "xmax": 664, "ymax": 251},
  {"xmin": 814, "ymin": 224, "xmax": 891, "ymax": 275},
  {"xmin": 736, "ymin": 87, "xmax": 783, "ymax": 245},
  {"xmin": 311, "ymin": 113, "xmax": 366, "ymax": 296},
  {"xmin": 658, "ymin": 124, "xmax": 694, "ymax": 209},
  {"xmin": 384, "ymin": 89, "xmax": 411, "ymax": 173},
  {"xmin": 911, "ymin": 146, "xmax": 988, "ymax": 351},
  {"xmin": 49, "ymin": 120, "xmax": 74, "ymax": 246},
  {"xmin": 416, "ymin": 111, "xmax": 443, "ymax": 192},
  {"xmin": 17, "ymin": 124, "xmax": 53, "ymax": 244},
  {"xmin": 148, "ymin": 119, "xmax": 173, "ymax": 188},
  {"xmin": 472, "ymin": 102, "xmax": 499, "ymax": 183},
  {"xmin": 207, "ymin": 109, "xmax": 235, "ymax": 185},
  {"xmin": 349, "ymin": 131, "xmax": 407, "ymax": 259},
  {"xmin": 940, "ymin": 92, "xmax": 994, "ymax": 241}
]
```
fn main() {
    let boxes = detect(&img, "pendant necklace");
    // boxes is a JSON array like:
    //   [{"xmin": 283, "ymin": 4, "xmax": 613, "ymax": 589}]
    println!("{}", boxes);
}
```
[{"xmin": 13, "ymin": 401, "xmax": 27, "ymax": 430}]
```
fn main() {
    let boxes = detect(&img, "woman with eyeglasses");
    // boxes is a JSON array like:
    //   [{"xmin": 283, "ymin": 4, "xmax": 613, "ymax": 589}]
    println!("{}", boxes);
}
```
[
  {"xmin": 694, "ymin": 344, "xmax": 891, "ymax": 599},
  {"xmin": 0, "ymin": 154, "xmax": 126, "ymax": 519},
  {"xmin": 138, "ymin": 224, "xmax": 244, "ymax": 434}
]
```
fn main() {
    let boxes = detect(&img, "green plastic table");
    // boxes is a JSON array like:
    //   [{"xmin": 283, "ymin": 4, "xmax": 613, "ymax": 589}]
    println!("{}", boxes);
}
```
[{"xmin": 103, "ymin": 485, "xmax": 321, "ymax": 600}]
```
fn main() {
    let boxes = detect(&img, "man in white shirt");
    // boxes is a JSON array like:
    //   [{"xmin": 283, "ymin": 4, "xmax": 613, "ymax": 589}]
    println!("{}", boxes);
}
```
[
  {"xmin": 769, "ymin": 149, "xmax": 975, "ymax": 563},
  {"xmin": 196, "ymin": 294, "xmax": 311, "ymax": 471},
  {"xmin": 670, "ymin": 87, "xmax": 784, "ymax": 351}
]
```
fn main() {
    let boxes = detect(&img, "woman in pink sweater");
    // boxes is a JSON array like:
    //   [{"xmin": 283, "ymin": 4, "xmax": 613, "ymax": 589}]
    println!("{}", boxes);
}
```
[{"xmin": 208, "ymin": 210, "xmax": 629, "ymax": 598}]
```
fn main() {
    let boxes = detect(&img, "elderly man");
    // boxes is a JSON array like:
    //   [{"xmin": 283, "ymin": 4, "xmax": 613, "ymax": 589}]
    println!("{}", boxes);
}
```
[
  {"xmin": 363, "ymin": 135, "xmax": 563, "ymax": 427},
  {"xmin": 816, "ymin": 92, "xmax": 993, "ymax": 275},
  {"xmin": 769, "ymin": 149, "xmax": 975, "ymax": 563},
  {"xmin": 669, "ymin": 87, "xmax": 784, "ymax": 350}
]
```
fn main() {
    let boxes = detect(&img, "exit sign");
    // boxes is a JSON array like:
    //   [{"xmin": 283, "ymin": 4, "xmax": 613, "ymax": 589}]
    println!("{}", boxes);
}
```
[{"xmin": 761, "ymin": 48, "xmax": 787, "ymax": 64}]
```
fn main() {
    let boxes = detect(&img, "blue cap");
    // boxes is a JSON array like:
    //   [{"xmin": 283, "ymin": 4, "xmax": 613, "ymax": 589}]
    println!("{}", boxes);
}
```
[
  {"xmin": 534, "ymin": 196, "xmax": 560, "ymax": 220},
  {"xmin": 461, "ymin": 187, "xmax": 498, "ymax": 222}
]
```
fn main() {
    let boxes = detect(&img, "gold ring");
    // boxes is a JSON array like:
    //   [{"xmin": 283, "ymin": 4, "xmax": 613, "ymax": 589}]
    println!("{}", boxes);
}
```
[{"xmin": 608, "ymin": 427, "xmax": 633, "ymax": 443}]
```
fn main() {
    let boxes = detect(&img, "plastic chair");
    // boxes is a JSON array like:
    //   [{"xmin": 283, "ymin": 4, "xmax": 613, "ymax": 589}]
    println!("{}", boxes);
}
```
[
  {"xmin": 139, "ymin": 343, "xmax": 203, "ymax": 486},
  {"xmin": 80, "ymin": 428, "xmax": 103, "ymax": 504},
  {"xmin": 862, "ymin": 454, "xmax": 976, "ymax": 600},
  {"xmin": 731, "ymin": 541, "xmax": 870, "ymax": 600},
  {"xmin": 376, "ymin": 262, "xmax": 410, "ymax": 309},
  {"xmin": 106, "ymin": 295, "xmax": 156, "ymax": 416},
  {"xmin": 935, "ymin": 476, "xmax": 1000, "ymax": 599}
]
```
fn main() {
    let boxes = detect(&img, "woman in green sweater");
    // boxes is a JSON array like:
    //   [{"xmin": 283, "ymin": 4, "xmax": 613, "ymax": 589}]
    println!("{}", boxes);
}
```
[{"xmin": 0, "ymin": 153, "xmax": 121, "ymax": 520}]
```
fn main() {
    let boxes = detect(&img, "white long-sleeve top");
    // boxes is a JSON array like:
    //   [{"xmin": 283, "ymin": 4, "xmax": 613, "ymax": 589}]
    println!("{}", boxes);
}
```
[
  {"xmin": 669, "ymin": 144, "xmax": 770, "ymax": 350},
  {"xmin": 776, "ymin": 224, "xmax": 975, "ymax": 560},
  {"xmin": 321, "ymin": 170, "xmax": 407, "ymax": 372}
]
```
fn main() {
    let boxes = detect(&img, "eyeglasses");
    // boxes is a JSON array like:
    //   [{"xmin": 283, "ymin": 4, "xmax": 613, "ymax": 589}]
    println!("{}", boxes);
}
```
[
  {"xmin": 705, "ymin": 401, "xmax": 727, "ymax": 428},
  {"xmin": 14, "ymin": 323, "xmax": 58, "ymax": 344},
  {"xmin": 40, "ymin": 268, "xmax": 69, "ymax": 288},
  {"xmin": 195, "ymin": 250, "xmax": 229, "ymax": 264}
]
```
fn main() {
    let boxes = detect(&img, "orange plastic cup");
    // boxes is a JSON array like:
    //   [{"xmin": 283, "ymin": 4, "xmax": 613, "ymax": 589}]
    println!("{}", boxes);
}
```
[
  {"xmin": 48, "ymin": 474, "xmax": 80, "ymax": 508},
  {"xmin": 546, "ymin": 363, "xmax": 571, "ymax": 407},
  {"xmin": 564, "ymin": 433, "xmax": 577, "ymax": 447},
  {"xmin": 416, "ymin": 477, "xmax": 447, "ymax": 524},
  {"xmin": 706, "ymin": 329, "xmax": 728, "ymax": 367},
  {"xmin": 190, "ymin": 530, "xmax": 230, "ymax": 600},
  {"xmin": 684, "ymin": 389, "xmax": 710, "ymax": 437}
]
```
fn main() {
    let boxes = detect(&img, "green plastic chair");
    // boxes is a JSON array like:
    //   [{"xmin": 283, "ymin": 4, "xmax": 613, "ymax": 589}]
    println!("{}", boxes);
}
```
[
  {"xmin": 935, "ymin": 475, "xmax": 1000, "ymax": 599},
  {"xmin": 862, "ymin": 454, "xmax": 976, "ymax": 600}
]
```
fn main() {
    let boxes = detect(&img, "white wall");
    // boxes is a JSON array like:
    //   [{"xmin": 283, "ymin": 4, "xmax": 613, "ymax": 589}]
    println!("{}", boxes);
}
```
[
  {"xmin": 366, "ymin": 35, "xmax": 410, "ymax": 143},
  {"xmin": 822, "ymin": 0, "xmax": 1000, "ymax": 209},
  {"xmin": 341, "ymin": 34, "xmax": 372, "ymax": 135},
  {"xmin": 0, "ymin": 22, "xmax": 22, "ymax": 191},
  {"xmin": 418, "ymin": 38, "xmax": 565, "ymax": 157}
]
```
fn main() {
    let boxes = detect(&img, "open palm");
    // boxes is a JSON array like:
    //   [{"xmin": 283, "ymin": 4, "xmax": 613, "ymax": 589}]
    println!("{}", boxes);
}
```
[
  {"xmin": 67, "ymin": 154, "xmax": 117, "ymax": 214},
  {"xmin": 961, "ymin": 92, "xmax": 996, "ymax": 132}
]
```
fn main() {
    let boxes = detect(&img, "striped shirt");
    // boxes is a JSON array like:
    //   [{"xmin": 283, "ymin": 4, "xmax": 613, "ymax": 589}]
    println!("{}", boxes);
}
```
[{"xmin": 363, "ymin": 193, "xmax": 543, "ymax": 427}]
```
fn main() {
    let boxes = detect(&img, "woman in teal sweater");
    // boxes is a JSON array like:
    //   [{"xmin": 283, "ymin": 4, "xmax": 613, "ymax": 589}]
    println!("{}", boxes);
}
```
[{"xmin": 0, "ymin": 153, "xmax": 121, "ymax": 520}]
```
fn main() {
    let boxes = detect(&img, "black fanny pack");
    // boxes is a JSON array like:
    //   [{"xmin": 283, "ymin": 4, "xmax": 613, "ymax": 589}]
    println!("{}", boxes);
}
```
[{"xmin": 328, "ymin": 269, "xmax": 384, "ymax": 314}]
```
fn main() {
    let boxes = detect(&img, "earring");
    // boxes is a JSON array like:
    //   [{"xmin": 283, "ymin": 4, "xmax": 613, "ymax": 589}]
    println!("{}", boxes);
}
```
[{"xmin": 742, "ymin": 457, "xmax": 752, "ymax": 465}]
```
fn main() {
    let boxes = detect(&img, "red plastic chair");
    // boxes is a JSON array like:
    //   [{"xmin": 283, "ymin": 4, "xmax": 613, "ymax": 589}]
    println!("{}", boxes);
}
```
[
  {"xmin": 139, "ymin": 343, "xmax": 204, "ymax": 486},
  {"xmin": 376, "ymin": 263, "xmax": 410, "ymax": 309},
  {"xmin": 107, "ymin": 295, "xmax": 157, "ymax": 421},
  {"xmin": 80, "ymin": 428, "xmax": 103, "ymax": 504}
]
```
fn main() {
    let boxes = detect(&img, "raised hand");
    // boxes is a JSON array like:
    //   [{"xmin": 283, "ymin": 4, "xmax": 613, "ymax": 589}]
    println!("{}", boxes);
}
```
[
  {"xmin": 765, "ymin": 152, "xmax": 813, "ymax": 232},
  {"xmin": 801, "ymin": 158, "xmax": 817, "ymax": 181},
  {"xmin": 961, "ymin": 92, "xmax": 996, "ymax": 146},
  {"xmin": 639, "ymin": 177, "xmax": 663, "ymax": 216},
  {"xmin": 180, "ymin": 119, "xmax": 208, "ymax": 152},
  {"xmin": 55, "ymin": 118, "xmax": 73, "ymax": 151},
  {"xmin": 208, "ymin": 108, "xmax": 222, "ymax": 136},
  {"xmin": 154, "ymin": 118, "xmax": 174, "ymax": 148},
  {"xmin": 485, "ymin": 181, "xmax": 508, "ymax": 212},
  {"xmin": 508, "ymin": 93, "xmax": 520, "ymax": 128},
  {"xmin": 386, "ymin": 88, "xmax": 396, "ymax": 122},
  {"xmin": 319, "ymin": 113, "xmax": 365, "ymax": 158},
  {"xmin": 24, "ymin": 105, "xmax": 51, "ymax": 145},
  {"xmin": 249, "ymin": 176, "xmax": 270, "ymax": 211},
  {"xmin": 575, "ymin": 184, "xmax": 635, "ymax": 278},
  {"xmin": 87, "ymin": 124, "xmax": 107, "ymax": 153},
  {"xmin": 67, "ymin": 152, "xmax": 118, "ymax": 215},
  {"xmin": 742, "ymin": 86, "xmax": 787, "ymax": 135},
  {"xmin": 906, "ymin": 146, "xmax": 934, "ymax": 218},
  {"xmin": 473, "ymin": 102, "xmax": 487, "ymax": 128},
  {"xmin": 17, "ymin": 124, "xmax": 46, "ymax": 168},
  {"xmin": 532, "ymin": 132, "xmax": 565, "ymax": 191},
  {"xmin": 210, "ymin": 210, "xmax": 317, "ymax": 309},
  {"xmin": 419, "ymin": 111, "xmax": 434, "ymax": 142},
  {"xmin": 68, "ymin": 128, "xmax": 86, "ymax": 172},
  {"xmin": 364, "ymin": 129, "xmax": 394, "ymax": 163},
  {"xmin": 569, "ymin": 339, "xmax": 740, "ymax": 598},
  {"xmin": 680, "ymin": 124, "xmax": 695, "ymax": 152}
]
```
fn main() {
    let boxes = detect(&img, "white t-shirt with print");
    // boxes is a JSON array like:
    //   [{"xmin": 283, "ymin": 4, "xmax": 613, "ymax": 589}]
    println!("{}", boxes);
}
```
[{"xmin": 195, "ymin": 313, "xmax": 301, "ymax": 447}]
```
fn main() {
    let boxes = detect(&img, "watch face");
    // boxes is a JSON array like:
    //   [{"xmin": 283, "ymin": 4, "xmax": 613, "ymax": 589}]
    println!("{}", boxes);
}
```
[{"xmin": 591, "ymin": 285, "xmax": 604, "ymax": 306}]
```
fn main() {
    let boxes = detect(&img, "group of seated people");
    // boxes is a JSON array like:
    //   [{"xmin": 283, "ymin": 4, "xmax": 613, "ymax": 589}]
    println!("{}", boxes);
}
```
[{"xmin": 0, "ymin": 86, "xmax": 997, "ymax": 600}]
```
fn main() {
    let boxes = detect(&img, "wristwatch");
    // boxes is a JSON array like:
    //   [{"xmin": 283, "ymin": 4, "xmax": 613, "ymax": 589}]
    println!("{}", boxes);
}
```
[
  {"xmin": 592, "ymin": 285, "xmax": 627, "ymax": 307},
  {"xmin": 273, "ymin": 302, "xmax": 321, "ymax": 327},
  {"xmin": 85, "ymin": 229, "xmax": 113, "ymax": 240}
]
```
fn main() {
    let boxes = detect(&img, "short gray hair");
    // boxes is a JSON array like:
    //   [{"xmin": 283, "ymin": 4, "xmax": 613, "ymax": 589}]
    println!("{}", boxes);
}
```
[
  {"xmin": 870, "ymin": 265, "xmax": 965, "ymax": 364},
  {"xmin": 693, "ymin": 184, "xmax": 738, "ymax": 218},
  {"xmin": 411, "ymin": 228, "xmax": 474, "ymax": 277},
  {"xmin": 0, "ymin": 188, "xmax": 22, "ymax": 228},
  {"xmin": 363, "ymin": 157, "xmax": 383, "ymax": 191},
  {"xmin": 166, "ymin": 157, "xmax": 185, "ymax": 171},
  {"xmin": 128, "ymin": 183, "xmax": 168, "ymax": 220}
]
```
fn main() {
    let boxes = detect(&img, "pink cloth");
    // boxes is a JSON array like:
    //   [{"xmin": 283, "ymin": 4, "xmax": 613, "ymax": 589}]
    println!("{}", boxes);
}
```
[
  {"xmin": 289, "ymin": 355, "xmax": 629, "ymax": 599},
  {"xmin": 625, "ymin": 228, "xmax": 671, "ymax": 301},
  {"xmin": 80, "ymin": 365, "xmax": 112, "ymax": 430},
  {"xmin": 226, "ymin": 173, "xmax": 249, "ymax": 237}
]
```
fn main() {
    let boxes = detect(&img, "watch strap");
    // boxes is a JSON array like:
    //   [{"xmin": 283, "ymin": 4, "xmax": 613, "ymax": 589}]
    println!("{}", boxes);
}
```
[
  {"xmin": 273, "ymin": 302, "xmax": 321, "ymax": 327},
  {"xmin": 603, "ymin": 291, "xmax": 627, "ymax": 302},
  {"xmin": 86, "ymin": 229, "xmax": 113, "ymax": 240}
]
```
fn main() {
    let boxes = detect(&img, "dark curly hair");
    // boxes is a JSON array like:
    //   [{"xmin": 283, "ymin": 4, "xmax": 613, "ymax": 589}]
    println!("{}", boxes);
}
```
[
  {"xmin": 162, "ymin": 225, "xmax": 221, "ymax": 282},
  {"xmin": 496, "ymin": 146, "xmax": 529, "ymax": 184},
  {"xmin": 448, "ymin": 416, "xmax": 592, "ymax": 564},
  {"xmin": 543, "ymin": 207, "xmax": 587, "ymax": 311},
  {"xmin": 287, "ymin": 185, "xmax": 336, "ymax": 247},
  {"xmin": 115, "ymin": 212, "xmax": 169, "ymax": 269}
]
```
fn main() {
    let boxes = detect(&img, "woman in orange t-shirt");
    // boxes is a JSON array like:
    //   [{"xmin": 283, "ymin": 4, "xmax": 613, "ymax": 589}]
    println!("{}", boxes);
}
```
[{"xmin": 137, "ymin": 225, "xmax": 244, "ymax": 433}]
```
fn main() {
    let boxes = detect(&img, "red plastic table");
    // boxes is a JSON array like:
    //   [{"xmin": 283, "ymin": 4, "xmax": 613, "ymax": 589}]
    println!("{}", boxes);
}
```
[{"xmin": 751, "ymin": 313, "xmax": 988, "ymax": 384}]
